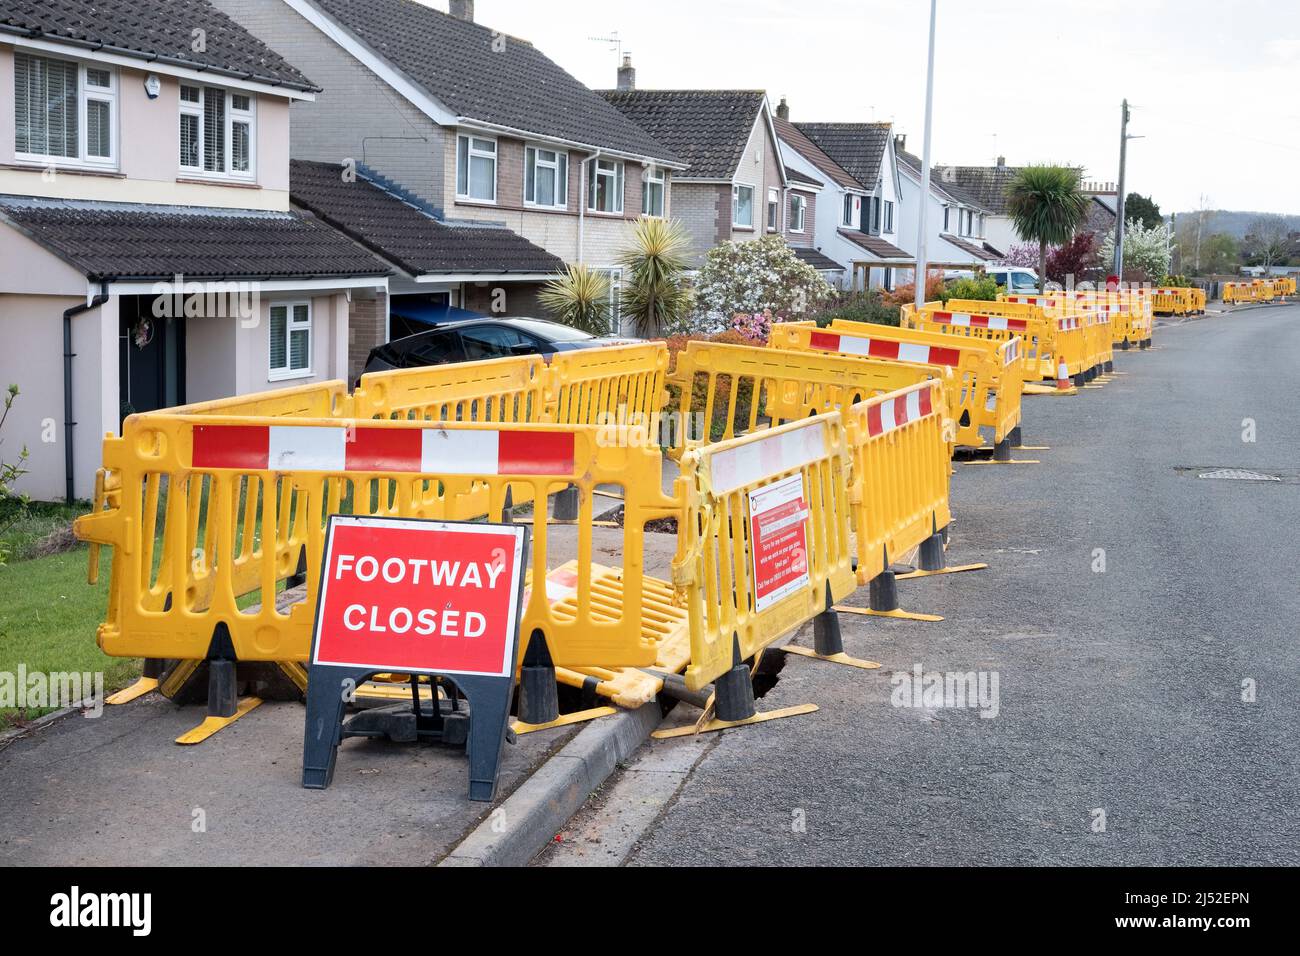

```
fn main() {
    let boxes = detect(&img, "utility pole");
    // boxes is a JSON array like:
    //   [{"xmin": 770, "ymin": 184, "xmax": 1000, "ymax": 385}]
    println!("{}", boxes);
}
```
[
  {"xmin": 1112, "ymin": 99, "xmax": 1130, "ymax": 280},
  {"xmin": 914, "ymin": 0, "xmax": 938, "ymax": 311}
]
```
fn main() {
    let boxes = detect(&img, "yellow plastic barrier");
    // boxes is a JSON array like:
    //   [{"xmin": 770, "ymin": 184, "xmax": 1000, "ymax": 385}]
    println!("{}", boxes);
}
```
[
  {"xmin": 73, "ymin": 415, "xmax": 683, "ymax": 674},
  {"xmin": 910, "ymin": 299, "xmax": 1057, "ymax": 382},
  {"xmin": 843, "ymin": 380, "xmax": 952, "ymax": 584},
  {"xmin": 767, "ymin": 319, "xmax": 1023, "ymax": 450},
  {"xmin": 671, "ymin": 413, "xmax": 856, "ymax": 691},
  {"xmin": 546, "ymin": 342, "xmax": 669, "ymax": 432},
  {"xmin": 666, "ymin": 339, "xmax": 942, "ymax": 457},
  {"xmin": 354, "ymin": 354, "xmax": 546, "ymax": 423}
]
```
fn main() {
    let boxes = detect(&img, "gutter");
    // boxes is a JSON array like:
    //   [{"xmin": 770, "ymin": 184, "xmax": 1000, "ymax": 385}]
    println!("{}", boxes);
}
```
[{"xmin": 63, "ymin": 282, "xmax": 109, "ymax": 505}]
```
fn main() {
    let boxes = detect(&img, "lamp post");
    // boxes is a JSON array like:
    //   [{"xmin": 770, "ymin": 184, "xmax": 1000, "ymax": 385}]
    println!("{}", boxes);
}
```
[{"xmin": 913, "ymin": 0, "xmax": 937, "ymax": 312}]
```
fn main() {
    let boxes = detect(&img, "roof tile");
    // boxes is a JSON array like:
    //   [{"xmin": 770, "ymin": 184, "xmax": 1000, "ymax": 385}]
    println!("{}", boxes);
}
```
[{"xmin": 599, "ymin": 89, "xmax": 766, "ymax": 180}]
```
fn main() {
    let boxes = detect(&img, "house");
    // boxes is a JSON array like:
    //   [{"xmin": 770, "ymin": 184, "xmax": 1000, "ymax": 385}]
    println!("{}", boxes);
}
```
[
  {"xmin": 599, "ymin": 78, "xmax": 787, "ymax": 267},
  {"xmin": 792, "ymin": 119, "xmax": 912, "ymax": 290},
  {"xmin": 772, "ymin": 101, "xmax": 878, "ymax": 289},
  {"xmin": 896, "ymin": 140, "xmax": 1002, "ymax": 273},
  {"xmin": 211, "ymin": 0, "xmax": 684, "ymax": 338},
  {"xmin": 0, "ymin": 0, "xmax": 390, "ymax": 502}
]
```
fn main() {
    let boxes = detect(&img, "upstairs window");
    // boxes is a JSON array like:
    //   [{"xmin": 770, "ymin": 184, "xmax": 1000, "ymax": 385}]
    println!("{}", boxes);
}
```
[
  {"xmin": 180, "ymin": 84, "xmax": 255, "ymax": 178},
  {"xmin": 525, "ymin": 146, "xmax": 567, "ymax": 208},
  {"xmin": 884, "ymin": 200, "xmax": 895, "ymax": 233},
  {"xmin": 843, "ymin": 194, "xmax": 857, "ymax": 228},
  {"xmin": 790, "ymin": 194, "xmax": 807, "ymax": 232},
  {"xmin": 643, "ymin": 165, "xmax": 666, "ymax": 217},
  {"xmin": 767, "ymin": 188, "xmax": 779, "ymax": 231},
  {"xmin": 456, "ymin": 134, "xmax": 497, "ymax": 202},
  {"xmin": 14, "ymin": 53, "xmax": 116, "ymax": 166},
  {"xmin": 588, "ymin": 158, "xmax": 624, "ymax": 213}
]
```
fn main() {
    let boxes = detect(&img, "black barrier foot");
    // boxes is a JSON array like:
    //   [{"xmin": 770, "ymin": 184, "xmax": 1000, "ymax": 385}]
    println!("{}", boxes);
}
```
[
  {"xmin": 517, "ymin": 630, "xmax": 559, "ymax": 725},
  {"xmin": 869, "ymin": 568, "xmax": 900, "ymax": 612},
  {"xmin": 287, "ymin": 545, "xmax": 309, "ymax": 589},
  {"xmin": 714, "ymin": 637, "xmax": 756, "ymax": 723},
  {"xmin": 1120, "ymin": 340, "xmax": 1130, "ymax": 351},
  {"xmin": 1104, "ymin": 360, "xmax": 1114, "ymax": 373},
  {"xmin": 553, "ymin": 485, "xmax": 580, "ymax": 521},
  {"xmin": 993, "ymin": 438, "xmax": 1012, "ymax": 462},
  {"xmin": 811, "ymin": 583, "xmax": 844, "ymax": 657},
  {"xmin": 1071, "ymin": 373, "xmax": 1086, "ymax": 388},
  {"xmin": 919, "ymin": 533, "xmax": 946, "ymax": 572},
  {"xmin": 1007, "ymin": 425, "xmax": 1023, "ymax": 447}
]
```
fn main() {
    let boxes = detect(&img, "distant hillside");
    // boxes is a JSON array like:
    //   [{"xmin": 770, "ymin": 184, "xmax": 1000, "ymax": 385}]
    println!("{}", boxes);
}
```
[{"xmin": 1172, "ymin": 210, "xmax": 1300, "ymax": 239}]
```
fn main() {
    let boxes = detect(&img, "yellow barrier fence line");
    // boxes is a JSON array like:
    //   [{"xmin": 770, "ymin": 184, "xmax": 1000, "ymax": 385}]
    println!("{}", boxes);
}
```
[
  {"xmin": 844, "ymin": 380, "xmax": 952, "ymax": 584},
  {"xmin": 908, "ymin": 299, "xmax": 1054, "ymax": 383},
  {"xmin": 671, "ymin": 414, "xmax": 857, "ymax": 692},
  {"xmin": 73, "ymin": 416, "xmax": 682, "ymax": 672},
  {"xmin": 666, "ymin": 339, "xmax": 943, "ymax": 459},
  {"xmin": 768, "ymin": 319, "xmax": 1020, "ymax": 448}
]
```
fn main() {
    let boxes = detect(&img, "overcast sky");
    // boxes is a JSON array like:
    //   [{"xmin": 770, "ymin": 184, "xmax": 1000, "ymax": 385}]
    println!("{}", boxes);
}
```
[{"xmin": 419, "ymin": 0, "xmax": 1299, "ymax": 215}]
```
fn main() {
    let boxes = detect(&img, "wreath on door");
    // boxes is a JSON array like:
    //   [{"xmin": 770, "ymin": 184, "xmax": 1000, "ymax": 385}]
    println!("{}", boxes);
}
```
[{"xmin": 132, "ymin": 317, "xmax": 155, "ymax": 350}]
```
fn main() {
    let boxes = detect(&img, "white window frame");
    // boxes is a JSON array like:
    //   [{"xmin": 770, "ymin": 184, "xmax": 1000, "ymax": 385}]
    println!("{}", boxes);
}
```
[
  {"xmin": 456, "ymin": 133, "xmax": 498, "ymax": 203},
  {"xmin": 732, "ymin": 183, "xmax": 755, "ymax": 229},
  {"xmin": 587, "ymin": 158, "xmax": 624, "ymax": 214},
  {"xmin": 178, "ymin": 83, "xmax": 257, "ymax": 181},
  {"xmin": 593, "ymin": 267, "xmax": 623, "ymax": 334},
  {"xmin": 843, "ymin": 193, "xmax": 857, "ymax": 228},
  {"xmin": 766, "ymin": 188, "xmax": 779, "ymax": 231},
  {"xmin": 13, "ymin": 53, "xmax": 118, "ymax": 169},
  {"xmin": 642, "ymin": 165, "xmax": 667, "ymax": 217},
  {"xmin": 524, "ymin": 144, "xmax": 568, "ymax": 209},
  {"xmin": 884, "ymin": 199, "xmax": 895, "ymax": 233},
  {"xmin": 790, "ymin": 193, "xmax": 807, "ymax": 233},
  {"xmin": 268, "ymin": 301, "xmax": 313, "ymax": 381}
]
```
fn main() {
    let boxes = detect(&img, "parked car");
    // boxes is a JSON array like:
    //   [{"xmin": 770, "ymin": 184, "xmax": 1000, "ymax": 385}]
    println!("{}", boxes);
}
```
[
  {"xmin": 945, "ymin": 267, "xmax": 1039, "ymax": 293},
  {"xmin": 363, "ymin": 317, "xmax": 637, "ymax": 375}
]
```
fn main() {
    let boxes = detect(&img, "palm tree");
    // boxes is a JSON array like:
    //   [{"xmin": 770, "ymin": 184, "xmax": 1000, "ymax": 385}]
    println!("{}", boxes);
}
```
[
  {"xmin": 537, "ymin": 264, "xmax": 612, "ymax": 335},
  {"xmin": 1006, "ymin": 165, "xmax": 1089, "ymax": 291},
  {"xmin": 617, "ymin": 217, "xmax": 692, "ymax": 338}
]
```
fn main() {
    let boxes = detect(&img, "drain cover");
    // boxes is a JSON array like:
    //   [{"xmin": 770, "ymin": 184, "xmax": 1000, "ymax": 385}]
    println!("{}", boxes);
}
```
[{"xmin": 1198, "ymin": 468, "xmax": 1281, "ymax": 482}]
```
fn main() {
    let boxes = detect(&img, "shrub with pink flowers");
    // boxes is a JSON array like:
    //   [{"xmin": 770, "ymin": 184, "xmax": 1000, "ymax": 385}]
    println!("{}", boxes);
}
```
[{"xmin": 729, "ymin": 309, "xmax": 773, "ymax": 343}]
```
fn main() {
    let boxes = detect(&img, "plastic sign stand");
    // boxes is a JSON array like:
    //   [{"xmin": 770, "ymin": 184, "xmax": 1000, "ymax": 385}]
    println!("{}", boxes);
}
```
[{"xmin": 301, "ymin": 515, "xmax": 529, "ymax": 802}]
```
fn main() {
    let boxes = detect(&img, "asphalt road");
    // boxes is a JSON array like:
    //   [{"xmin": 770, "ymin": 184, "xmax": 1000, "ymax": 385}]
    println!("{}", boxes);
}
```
[{"xmin": 623, "ymin": 305, "xmax": 1300, "ymax": 866}]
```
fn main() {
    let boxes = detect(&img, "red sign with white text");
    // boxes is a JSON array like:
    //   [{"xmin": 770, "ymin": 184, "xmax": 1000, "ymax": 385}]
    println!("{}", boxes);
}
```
[
  {"xmin": 747, "ymin": 473, "xmax": 811, "ymax": 612},
  {"xmin": 311, "ymin": 517, "xmax": 527, "ymax": 678}
]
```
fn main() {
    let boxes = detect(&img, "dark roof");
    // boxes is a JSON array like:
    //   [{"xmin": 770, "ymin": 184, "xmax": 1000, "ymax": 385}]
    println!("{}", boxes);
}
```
[
  {"xmin": 792, "ymin": 248, "xmax": 844, "ymax": 272},
  {"xmin": 290, "ymin": 160, "xmax": 564, "ymax": 276},
  {"xmin": 0, "ymin": 195, "xmax": 390, "ymax": 281},
  {"xmin": 599, "ymin": 90, "xmax": 766, "ymax": 180},
  {"xmin": 785, "ymin": 166, "xmax": 823, "ymax": 189},
  {"xmin": 796, "ymin": 122, "xmax": 892, "ymax": 189},
  {"xmin": 0, "ymin": 0, "xmax": 318, "ymax": 91},
  {"xmin": 941, "ymin": 233, "xmax": 1000, "ymax": 261},
  {"xmin": 773, "ymin": 116, "xmax": 862, "ymax": 191},
  {"xmin": 1082, "ymin": 195, "xmax": 1117, "ymax": 235},
  {"xmin": 309, "ymin": 0, "xmax": 675, "ymax": 162},
  {"xmin": 897, "ymin": 148, "xmax": 992, "ymax": 210},
  {"xmin": 838, "ymin": 229, "xmax": 910, "ymax": 260},
  {"xmin": 931, "ymin": 164, "xmax": 1023, "ymax": 214}
]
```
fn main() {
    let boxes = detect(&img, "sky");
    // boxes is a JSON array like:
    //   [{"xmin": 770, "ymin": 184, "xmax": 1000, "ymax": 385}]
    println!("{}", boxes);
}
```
[{"xmin": 416, "ymin": 0, "xmax": 1300, "ymax": 215}]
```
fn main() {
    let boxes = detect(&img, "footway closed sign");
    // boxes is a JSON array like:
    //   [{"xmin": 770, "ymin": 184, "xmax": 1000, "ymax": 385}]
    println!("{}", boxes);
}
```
[
  {"xmin": 311, "ymin": 516, "xmax": 528, "ymax": 677},
  {"xmin": 747, "ymin": 473, "xmax": 811, "ymax": 612}
]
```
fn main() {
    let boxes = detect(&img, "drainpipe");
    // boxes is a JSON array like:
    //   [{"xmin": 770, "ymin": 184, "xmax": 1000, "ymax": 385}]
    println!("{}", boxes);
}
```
[
  {"xmin": 63, "ymin": 282, "xmax": 110, "ymax": 504},
  {"xmin": 578, "ymin": 150, "xmax": 603, "ymax": 265}
]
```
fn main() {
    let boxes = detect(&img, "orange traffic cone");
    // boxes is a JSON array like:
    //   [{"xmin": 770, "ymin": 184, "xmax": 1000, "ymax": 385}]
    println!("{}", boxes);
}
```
[{"xmin": 1056, "ymin": 359, "xmax": 1071, "ymax": 391}]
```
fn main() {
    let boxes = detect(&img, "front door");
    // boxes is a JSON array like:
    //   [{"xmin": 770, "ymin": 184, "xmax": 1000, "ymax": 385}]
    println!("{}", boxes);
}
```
[{"xmin": 119, "ymin": 296, "xmax": 185, "ymax": 422}]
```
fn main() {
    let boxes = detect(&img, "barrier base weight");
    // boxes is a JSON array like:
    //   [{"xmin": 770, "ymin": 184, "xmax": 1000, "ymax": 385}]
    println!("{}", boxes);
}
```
[
  {"xmin": 651, "ymin": 704, "xmax": 819, "ymax": 739},
  {"xmin": 175, "ymin": 696, "xmax": 262, "ymax": 745},
  {"xmin": 106, "ymin": 676, "xmax": 159, "ymax": 705},
  {"xmin": 780, "ymin": 645, "xmax": 881, "ymax": 670},
  {"xmin": 512, "ymin": 706, "xmax": 617, "ymax": 735}
]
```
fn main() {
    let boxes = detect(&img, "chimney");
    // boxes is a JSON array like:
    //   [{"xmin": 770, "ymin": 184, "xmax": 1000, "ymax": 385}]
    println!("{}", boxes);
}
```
[
  {"xmin": 996, "ymin": 155, "xmax": 1005, "ymax": 167},
  {"xmin": 617, "ymin": 53, "xmax": 636, "ymax": 92},
  {"xmin": 449, "ymin": 0, "xmax": 474, "ymax": 22},
  {"xmin": 895, "ymin": 133, "xmax": 906, "ymax": 153},
  {"xmin": 776, "ymin": 97, "xmax": 790, "ymax": 121}
]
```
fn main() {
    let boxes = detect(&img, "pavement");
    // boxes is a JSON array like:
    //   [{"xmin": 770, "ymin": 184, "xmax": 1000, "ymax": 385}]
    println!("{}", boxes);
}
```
[
  {"xmin": 547, "ymin": 304, "xmax": 1300, "ymax": 866},
  {"xmin": 0, "ymin": 524, "xmax": 682, "ymax": 866}
]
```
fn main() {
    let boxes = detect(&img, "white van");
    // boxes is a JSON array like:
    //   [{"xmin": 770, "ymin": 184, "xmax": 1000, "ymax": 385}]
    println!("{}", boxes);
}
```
[{"xmin": 946, "ymin": 266, "xmax": 1040, "ymax": 293}]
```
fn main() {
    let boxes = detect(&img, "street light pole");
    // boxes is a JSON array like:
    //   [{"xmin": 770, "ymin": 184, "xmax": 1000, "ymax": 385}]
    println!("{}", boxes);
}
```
[
  {"xmin": 1112, "ymin": 98, "xmax": 1130, "ymax": 279},
  {"xmin": 914, "ymin": 0, "xmax": 937, "ymax": 312}
]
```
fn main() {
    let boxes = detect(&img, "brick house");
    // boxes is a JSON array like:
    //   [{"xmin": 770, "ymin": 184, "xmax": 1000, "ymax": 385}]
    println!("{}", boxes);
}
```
[
  {"xmin": 211, "ymin": 0, "xmax": 683, "ymax": 339},
  {"xmin": 0, "ymin": 0, "xmax": 389, "ymax": 502},
  {"xmin": 600, "ymin": 79, "xmax": 788, "ymax": 268}
]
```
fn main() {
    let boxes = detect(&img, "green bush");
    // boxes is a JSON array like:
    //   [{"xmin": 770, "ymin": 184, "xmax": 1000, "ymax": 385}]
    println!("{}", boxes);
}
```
[
  {"xmin": 807, "ymin": 290, "xmax": 902, "ymax": 328},
  {"xmin": 945, "ymin": 275, "xmax": 1000, "ymax": 301}
]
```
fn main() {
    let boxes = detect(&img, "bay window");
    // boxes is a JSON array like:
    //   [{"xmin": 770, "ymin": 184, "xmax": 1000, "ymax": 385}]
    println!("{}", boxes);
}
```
[
  {"xmin": 14, "ymin": 53, "xmax": 116, "ymax": 166},
  {"xmin": 790, "ymin": 194, "xmax": 807, "ymax": 233},
  {"xmin": 732, "ymin": 183, "xmax": 754, "ymax": 228},
  {"xmin": 525, "ymin": 145, "xmax": 567, "ymax": 208},
  {"xmin": 587, "ymin": 158, "xmax": 624, "ymax": 213},
  {"xmin": 269, "ymin": 302, "xmax": 312, "ymax": 379},
  {"xmin": 457, "ymin": 134, "xmax": 497, "ymax": 202},
  {"xmin": 642, "ymin": 165, "xmax": 666, "ymax": 217},
  {"xmin": 179, "ymin": 84, "xmax": 255, "ymax": 178}
]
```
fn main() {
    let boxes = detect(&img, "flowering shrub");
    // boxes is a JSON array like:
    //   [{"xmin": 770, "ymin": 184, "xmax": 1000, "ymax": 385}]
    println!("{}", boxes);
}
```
[
  {"xmin": 1099, "ymin": 220, "xmax": 1171, "ymax": 282},
  {"xmin": 807, "ymin": 290, "xmax": 901, "ymax": 328},
  {"xmin": 729, "ymin": 309, "xmax": 773, "ymax": 343},
  {"xmin": 882, "ymin": 270, "xmax": 949, "ymax": 307},
  {"xmin": 694, "ymin": 235, "xmax": 833, "ymax": 326},
  {"xmin": 1000, "ymin": 243, "xmax": 1041, "ymax": 268}
]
